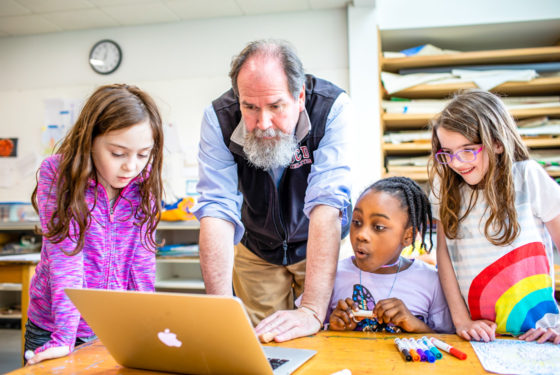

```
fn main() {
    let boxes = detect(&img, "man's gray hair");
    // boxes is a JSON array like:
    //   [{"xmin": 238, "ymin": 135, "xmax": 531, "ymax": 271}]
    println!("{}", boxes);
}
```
[{"xmin": 229, "ymin": 39, "xmax": 305, "ymax": 100}]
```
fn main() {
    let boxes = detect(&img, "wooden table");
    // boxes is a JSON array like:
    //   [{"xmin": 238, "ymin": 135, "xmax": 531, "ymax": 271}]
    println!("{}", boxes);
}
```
[
  {"xmin": 7, "ymin": 331, "xmax": 489, "ymax": 374},
  {"xmin": 0, "ymin": 256, "xmax": 38, "ymax": 361}
]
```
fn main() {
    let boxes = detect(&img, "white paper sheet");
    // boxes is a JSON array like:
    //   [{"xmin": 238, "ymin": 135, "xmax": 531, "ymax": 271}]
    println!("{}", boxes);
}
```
[
  {"xmin": 380, "ymin": 72, "xmax": 453, "ymax": 94},
  {"xmin": 452, "ymin": 69, "xmax": 538, "ymax": 91},
  {"xmin": 471, "ymin": 339, "xmax": 560, "ymax": 375}
]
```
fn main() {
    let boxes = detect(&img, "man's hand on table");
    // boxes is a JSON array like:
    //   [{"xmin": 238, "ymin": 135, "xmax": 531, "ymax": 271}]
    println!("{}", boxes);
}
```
[{"xmin": 255, "ymin": 307, "xmax": 323, "ymax": 343}]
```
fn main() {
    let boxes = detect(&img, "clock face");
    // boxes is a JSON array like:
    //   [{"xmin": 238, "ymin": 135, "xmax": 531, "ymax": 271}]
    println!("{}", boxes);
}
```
[{"xmin": 89, "ymin": 40, "xmax": 122, "ymax": 74}]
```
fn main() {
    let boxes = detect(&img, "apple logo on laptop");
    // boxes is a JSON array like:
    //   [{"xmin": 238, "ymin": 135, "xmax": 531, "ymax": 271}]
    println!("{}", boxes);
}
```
[{"xmin": 158, "ymin": 329, "xmax": 182, "ymax": 347}]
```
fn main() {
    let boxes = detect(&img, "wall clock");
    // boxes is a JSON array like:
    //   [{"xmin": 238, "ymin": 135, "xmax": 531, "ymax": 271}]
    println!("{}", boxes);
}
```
[{"xmin": 89, "ymin": 39, "xmax": 122, "ymax": 75}]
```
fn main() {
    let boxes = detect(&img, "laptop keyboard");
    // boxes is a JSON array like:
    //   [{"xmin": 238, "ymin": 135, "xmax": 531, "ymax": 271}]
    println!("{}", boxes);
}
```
[{"xmin": 268, "ymin": 357, "xmax": 289, "ymax": 370}]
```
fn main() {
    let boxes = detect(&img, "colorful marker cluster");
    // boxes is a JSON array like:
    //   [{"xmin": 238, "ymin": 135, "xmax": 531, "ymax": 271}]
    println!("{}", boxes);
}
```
[{"xmin": 394, "ymin": 336, "xmax": 467, "ymax": 363}]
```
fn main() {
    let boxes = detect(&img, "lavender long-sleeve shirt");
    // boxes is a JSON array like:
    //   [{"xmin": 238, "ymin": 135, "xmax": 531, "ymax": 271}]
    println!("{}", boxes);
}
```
[
  {"xmin": 27, "ymin": 155, "xmax": 156, "ymax": 353},
  {"xmin": 328, "ymin": 257, "xmax": 454, "ymax": 333}
]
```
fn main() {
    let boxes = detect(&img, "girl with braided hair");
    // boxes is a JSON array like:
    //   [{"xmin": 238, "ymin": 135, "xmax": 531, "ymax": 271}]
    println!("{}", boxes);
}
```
[{"xmin": 327, "ymin": 177, "xmax": 453, "ymax": 333}]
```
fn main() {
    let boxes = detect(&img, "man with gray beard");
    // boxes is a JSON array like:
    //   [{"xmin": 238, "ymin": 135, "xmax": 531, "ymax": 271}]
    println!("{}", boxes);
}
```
[
  {"xmin": 243, "ymin": 126, "xmax": 298, "ymax": 170},
  {"xmin": 193, "ymin": 39, "xmax": 352, "ymax": 343}
]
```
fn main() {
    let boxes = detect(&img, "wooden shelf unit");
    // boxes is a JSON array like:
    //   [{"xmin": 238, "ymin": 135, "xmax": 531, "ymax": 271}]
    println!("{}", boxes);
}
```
[
  {"xmin": 382, "ymin": 46, "xmax": 560, "ymax": 73},
  {"xmin": 391, "ymin": 77, "xmax": 560, "ymax": 99},
  {"xmin": 384, "ymin": 137, "xmax": 560, "ymax": 154},
  {"xmin": 0, "ymin": 220, "xmax": 205, "ymax": 304},
  {"xmin": 380, "ymin": 44, "xmax": 560, "ymax": 183},
  {"xmin": 384, "ymin": 106, "xmax": 560, "ymax": 129},
  {"xmin": 154, "ymin": 221, "xmax": 204, "ymax": 293}
]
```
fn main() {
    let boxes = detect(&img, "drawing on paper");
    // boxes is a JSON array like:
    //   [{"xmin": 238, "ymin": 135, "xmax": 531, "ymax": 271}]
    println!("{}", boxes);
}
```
[{"xmin": 471, "ymin": 339, "xmax": 560, "ymax": 375}]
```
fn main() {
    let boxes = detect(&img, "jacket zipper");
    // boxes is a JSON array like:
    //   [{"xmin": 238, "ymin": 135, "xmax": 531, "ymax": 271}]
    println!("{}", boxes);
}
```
[
  {"xmin": 96, "ymin": 181, "xmax": 132, "ymax": 286},
  {"xmin": 269, "ymin": 170, "xmax": 289, "ymax": 265}
]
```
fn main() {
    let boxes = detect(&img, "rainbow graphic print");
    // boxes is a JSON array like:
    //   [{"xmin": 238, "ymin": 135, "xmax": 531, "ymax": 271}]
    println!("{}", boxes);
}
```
[{"xmin": 468, "ymin": 242, "xmax": 559, "ymax": 335}]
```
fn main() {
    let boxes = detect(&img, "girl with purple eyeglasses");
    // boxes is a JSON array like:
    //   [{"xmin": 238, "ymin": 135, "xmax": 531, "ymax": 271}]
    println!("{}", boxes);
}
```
[{"xmin": 429, "ymin": 89, "xmax": 560, "ymax": 345}]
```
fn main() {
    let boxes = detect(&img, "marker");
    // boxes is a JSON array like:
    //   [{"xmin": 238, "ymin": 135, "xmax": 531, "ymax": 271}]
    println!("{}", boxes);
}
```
[
  {"xmin": 430, "ymin": 337, "xmax": 467, "ymax": 360},
  {"xmin": 24, "ymin": 350, "xmax": 35, "ymax": 361},
  {"xmin": 401, "ymin": 338, "xmax": 420, "ymax": 361},
  {"xmin": 416, "ymin": 347, "xmax": 427, "ymax": 362},
  {"xmin": 416, "ymin": 339, "xmax": 436, "ymax": 363},
  {"xmin": 394, "ymin": 338, "xmax": 412, "ymax": 361},
  {"xmin": 422, "ymin": 336, "xmax": 442, "ymax": 359},
  {"xmin": 408, "ymin": 338, "xmax": 427, "ymax": 361}
]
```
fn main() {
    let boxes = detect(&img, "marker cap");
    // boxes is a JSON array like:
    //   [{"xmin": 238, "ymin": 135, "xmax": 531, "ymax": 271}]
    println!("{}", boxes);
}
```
[
  {"xmin": 450, "ymin": 347, "xmax": 467, "ymax": 360},
  {"xmin": 429, "ymin": 347, "xmax": 443, "ymax": 359}
]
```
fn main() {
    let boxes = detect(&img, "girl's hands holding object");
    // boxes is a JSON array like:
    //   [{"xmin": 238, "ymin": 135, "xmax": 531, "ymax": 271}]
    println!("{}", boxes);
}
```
[
  {"xmin": 374, "ymin": 298, "xmax": 431, "ymax": 333},
  {"xmin": 329, "ymin": 298, "xmax": 359, "ymax": 331},
  {"xmin": 455, "ymin": 318, "xmax": 496, "ymax": 342}
]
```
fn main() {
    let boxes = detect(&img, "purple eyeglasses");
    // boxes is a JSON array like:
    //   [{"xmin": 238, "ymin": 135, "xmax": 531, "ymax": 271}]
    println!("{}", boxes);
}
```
[{"xmin": 435, "ymin": 146, "xmax": 484, "ymax": 164}]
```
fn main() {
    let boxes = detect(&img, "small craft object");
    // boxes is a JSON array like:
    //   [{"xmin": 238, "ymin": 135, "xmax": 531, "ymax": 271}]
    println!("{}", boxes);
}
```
[{"xmin": 352, "ymin": 309, "xmax": 374, "ymax": 321}]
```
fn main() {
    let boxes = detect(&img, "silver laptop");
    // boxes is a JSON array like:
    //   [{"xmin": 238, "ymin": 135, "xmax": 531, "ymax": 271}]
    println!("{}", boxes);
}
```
[{"xmin": 65, "ymin": 288, "xmax": 316, "ymax": 375}]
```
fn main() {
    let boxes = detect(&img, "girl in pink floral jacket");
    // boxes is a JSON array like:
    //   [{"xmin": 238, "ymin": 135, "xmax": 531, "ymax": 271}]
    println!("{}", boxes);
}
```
[{"xmin": 25, "ymin": 84, "xmax": 164, "ymax": 365}]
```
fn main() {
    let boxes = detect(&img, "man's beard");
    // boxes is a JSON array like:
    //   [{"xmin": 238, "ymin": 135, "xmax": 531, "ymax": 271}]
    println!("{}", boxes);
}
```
[{"xmin": 243, "ymin": 128, "xmax": 298, "ymax": 170}]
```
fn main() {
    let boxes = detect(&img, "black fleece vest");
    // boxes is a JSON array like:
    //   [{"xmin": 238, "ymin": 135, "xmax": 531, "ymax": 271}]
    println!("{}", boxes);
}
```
[{"xmin": 212, "ymin": 75, "xmax": 348, "ymax": 265}]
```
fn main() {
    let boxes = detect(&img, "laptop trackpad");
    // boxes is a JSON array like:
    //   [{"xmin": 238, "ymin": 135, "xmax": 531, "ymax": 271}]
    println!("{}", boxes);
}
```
[{"xmin": 262, "ymin": 346, "xmax": 316, "ymax": 375}]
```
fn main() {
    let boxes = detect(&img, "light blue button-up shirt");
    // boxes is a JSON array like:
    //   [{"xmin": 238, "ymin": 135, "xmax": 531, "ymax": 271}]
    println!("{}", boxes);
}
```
[{"xmin": 193, "ymin": 92, "xmax": 353, "ymax": 245}]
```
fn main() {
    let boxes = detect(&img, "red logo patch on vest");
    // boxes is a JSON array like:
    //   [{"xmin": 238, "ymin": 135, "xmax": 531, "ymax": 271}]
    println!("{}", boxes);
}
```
[{"xmin": 289, "ymin": 145, "xmax": 312, "ymax": 169}]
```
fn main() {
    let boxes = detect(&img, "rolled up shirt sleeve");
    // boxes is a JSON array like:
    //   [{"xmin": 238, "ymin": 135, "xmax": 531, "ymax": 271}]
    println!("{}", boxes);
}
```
[
  {"xmin": 192, "ymin": 105, "xmax": 245, "ymax": 244},
  {"xmin": 304, "ymin": 93, "xmax": 353, "ymax": 225}
]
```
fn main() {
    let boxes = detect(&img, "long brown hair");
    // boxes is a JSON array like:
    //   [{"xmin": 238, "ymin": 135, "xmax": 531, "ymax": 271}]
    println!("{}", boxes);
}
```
[
  {"xmin": 428, "ymin": 89, "xmax": 529, "ymax": 246},
  {"xmin": 32, "ymin": 84, "xmax": 164, "ymax": 255}
]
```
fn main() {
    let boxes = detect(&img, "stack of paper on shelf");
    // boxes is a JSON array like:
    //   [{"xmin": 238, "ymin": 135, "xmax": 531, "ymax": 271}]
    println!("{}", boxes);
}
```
[
  {"xmin": 387, "ymin": 155, "xmax": 429, "ymax": 167},
  {"xmin": 504, "ymin": 96, "xmax": 560, "ymax": 109},
  {"xmin": 383, "ymin": 130, "xmax": 431, "ymax": 144},
  {"xmin": 382, "ymin": 68, "xmax": 557, "ymax": 94},
  {"xmin": 518, "ymin": 118, "xmax": 560, "ymax": 138},
  {"xmin": 382, "ymin": 96, "xmax": 560, "ymax": 114},
  {"xmin": 383, "ymin": 44, "xmax": 460, "ymax": 58},
  {"xmin": 399, "ymin": 62, "xmax": 560, "ymax": 75},
  {"xmin": 157, "ymin": 244, "xmax": 199, "ymax": 257},
  {"xmin": 381, "ymin": 72, "xmax": 454, "ymax": 94},
  {"xmin": 382, "ymin": 99, "xmax": 449, "ymax": 114},
  {"xmin": 517, "ymin": 116, "xmax": 549, "ymax": 128},
  {"xmin": 385, "ymin": 155, "xmax": 430, "ymax": 177},
  {"xmin": 448, "ymin": 69, "xmax": 538, "ymax": 91}
]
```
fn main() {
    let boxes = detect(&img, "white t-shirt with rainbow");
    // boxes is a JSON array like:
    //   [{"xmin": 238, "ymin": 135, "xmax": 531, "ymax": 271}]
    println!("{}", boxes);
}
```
[{"xmin": 431, "ymin": 160, "xmax": 560, "ymax": 335}]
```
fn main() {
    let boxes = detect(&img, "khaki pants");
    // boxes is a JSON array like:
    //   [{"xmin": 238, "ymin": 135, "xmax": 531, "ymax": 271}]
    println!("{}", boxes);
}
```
[{"xmin": 233, "ymin": 242, "xmax": 306, "ymax": 326}]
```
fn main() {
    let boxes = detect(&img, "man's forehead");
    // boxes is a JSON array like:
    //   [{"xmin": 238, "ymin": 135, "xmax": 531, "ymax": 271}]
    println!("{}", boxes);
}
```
[
  {"xmin": 242, "ymin": 53, "xmax": 282, "ymax": 73},
  {"xmin": 240, "ymin": 96, "xmax": 286, "ymax": 106}
]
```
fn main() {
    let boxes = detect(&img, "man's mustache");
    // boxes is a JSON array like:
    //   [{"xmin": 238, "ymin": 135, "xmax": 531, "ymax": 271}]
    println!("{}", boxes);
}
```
[{"xmin": 252, "ymin": 128, "xmax": 282, "ymax": 138}]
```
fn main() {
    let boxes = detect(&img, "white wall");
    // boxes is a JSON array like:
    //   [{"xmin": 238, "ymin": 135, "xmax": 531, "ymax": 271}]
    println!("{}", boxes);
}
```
[
  {"xmin": 2, "ymin": 1, "xmax": 558, "ymax": 204},
  {"xmin": 376, "ymin": 0, "xmax": 560, "ymax": 30},
  {"xmin": 347, "ymin": 5, "xmax": 380, "ymax": 194},
  {"xmin": 376, "ymin": 0, "xmax": 560, "ymax": 51},
  {"xmin": 0, "ymin": 8, "xmax": 349, "ymax": 202}
]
